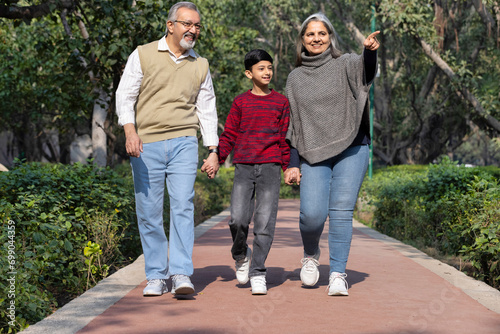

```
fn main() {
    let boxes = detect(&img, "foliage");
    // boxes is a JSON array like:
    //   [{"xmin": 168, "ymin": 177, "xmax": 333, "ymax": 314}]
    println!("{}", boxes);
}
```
[
  {"xmin": 374, "ymin": 0, "xmax": 500, "ymax": 164},
  {"xmin": 2, "ymin": 0, "xmax": 499, "ymax": 167},
  {"xmin": 0, "ymin": 16, "xmax": 94, "ymax": 163},
  {"xmin": 359, "ymin": 158, "xmax": 500, "ymax": 289},
  {"xmin": 0, "ymin": 161, "xmax": 136, "ymax": 332}
]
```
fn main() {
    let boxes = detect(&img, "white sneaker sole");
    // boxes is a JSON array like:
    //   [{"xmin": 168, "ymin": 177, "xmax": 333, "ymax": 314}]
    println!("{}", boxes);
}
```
[
  {"xmin": 143, "ymin": 288, "xmax": 168, "ymax": 296},
  {"xmin": 328, "ymin": 289, "xmax": 349, "ymax": 296},
  {"xmin": 252, "ymin": 289, "xmax": 267, "ymax": 295},
  {"xmin": 143, "ymin": 291, "xmax": 165, "ymax": 296},
  {"xmin": 172, "ymin": 285, "xmax": 195, "ymax": 295}
]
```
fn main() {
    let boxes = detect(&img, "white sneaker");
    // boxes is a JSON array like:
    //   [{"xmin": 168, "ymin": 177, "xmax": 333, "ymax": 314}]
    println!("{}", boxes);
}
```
[
  {"xmin": 171, "ymin": 274, "xmax": 195, "ymax": 295},
  {"xmin": 143, "ymin": 279, "xmax": 168, "ymax": 296},
  {"xmin": 235, "ymin": 248, "xmax": 252, "ymax": 284},
  {"xmin": 250, "ymin": 275, "xmax": 267, "ymax": 295},
  {"xmin": 328, "ymin": 272, "xmax": 349, "ymax": 296},
  {"xmin": 300, "ymin": 257, "xmax": 320, "ymax": 286}
]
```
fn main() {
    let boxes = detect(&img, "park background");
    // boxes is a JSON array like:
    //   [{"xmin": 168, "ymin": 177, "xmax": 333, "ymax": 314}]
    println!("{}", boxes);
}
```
[{"xmin": 0, "ymin": 0, "xmax": 499, "ymax": 332}]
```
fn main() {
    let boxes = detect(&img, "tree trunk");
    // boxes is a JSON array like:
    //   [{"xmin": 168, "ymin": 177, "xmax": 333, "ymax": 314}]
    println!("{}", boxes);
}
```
[
  {"xmin": 92, "ymin": 90, "xmax": 109, "ymax": 167},
  {"xmin": 472, "ymin": 0, "xmax": 497, "ymax": 38},
  {"xmin": 61, "ymin": 8, "xmax": 110, "ymax": 167}
]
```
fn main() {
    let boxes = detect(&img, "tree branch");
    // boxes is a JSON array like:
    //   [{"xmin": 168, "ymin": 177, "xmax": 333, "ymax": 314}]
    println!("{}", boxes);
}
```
[
  {"xmin": 416, "ymin": 36, "xmax": 500, "ymax": 133},
  {"xmin": 472, "ymin": 0, "xmax": 497, "ymax": 37}
]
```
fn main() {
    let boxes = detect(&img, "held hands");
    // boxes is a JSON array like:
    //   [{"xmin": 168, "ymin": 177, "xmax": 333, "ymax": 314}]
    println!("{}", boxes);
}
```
[
  {"xmin": 284, "ymin": 167, "xmax": 301, "ymax": 185},
  {"xmin": 201, "ymin": 153, "xmax": 220, "ymax": 179},
  {"xmin": 364, "ymin": 31, "xmax": 381, "ymax": 51}
]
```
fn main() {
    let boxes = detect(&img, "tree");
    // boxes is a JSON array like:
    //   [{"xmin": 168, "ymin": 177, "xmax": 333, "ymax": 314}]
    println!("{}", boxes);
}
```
[
  {"xmin": 2, "ymin": 0, "xmax": 499, "ymax": 167},
  {"xmin": 1, "ymin": 0, "xmax": 171, "ymax": 166},
  {"xmin": 372, "ymin": 0, "xmax": 500, "ymax": 164}
]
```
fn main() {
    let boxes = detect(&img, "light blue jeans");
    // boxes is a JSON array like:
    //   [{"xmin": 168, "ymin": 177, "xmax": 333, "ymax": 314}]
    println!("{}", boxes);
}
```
[
  {"xmin": 130, "ymin": 136, "xmax": 198, "ymax": 280},
  {"xmin": 299, "ymin": 145, "xmax": 369, "ymax": 274}
]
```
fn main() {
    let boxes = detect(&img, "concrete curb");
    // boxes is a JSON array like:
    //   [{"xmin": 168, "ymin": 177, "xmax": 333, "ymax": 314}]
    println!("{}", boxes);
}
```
[
  {"xmin": 21, "ymin": 208, "xmax": 231, "ymax": 334},
  {"xmin": 353, "ymin": 220, "xmax": 500, "ymax": 314}
]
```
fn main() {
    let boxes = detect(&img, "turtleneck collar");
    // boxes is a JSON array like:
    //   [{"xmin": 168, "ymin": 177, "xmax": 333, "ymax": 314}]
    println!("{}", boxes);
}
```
[{"xmin": 300, "ymin": 47, "xmax": 333, "ymax": 68}]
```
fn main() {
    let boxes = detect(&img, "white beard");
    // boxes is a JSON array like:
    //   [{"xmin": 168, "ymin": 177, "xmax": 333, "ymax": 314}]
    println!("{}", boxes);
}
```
[{"xmin": 180, "ymin": 33, "xmax": 196, "ymax": 50}]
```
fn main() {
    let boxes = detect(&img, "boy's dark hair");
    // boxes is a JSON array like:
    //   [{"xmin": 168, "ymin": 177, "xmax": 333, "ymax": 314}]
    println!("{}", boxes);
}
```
[{"xmin": 244, "ymin": 49, "xmax": 273, "ymax": 71}]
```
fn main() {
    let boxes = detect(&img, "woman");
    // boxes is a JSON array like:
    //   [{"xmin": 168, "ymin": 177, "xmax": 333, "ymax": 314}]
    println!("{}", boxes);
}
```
[{"xmin": 284, "ymin": 12, "xmax": 380, "ymax": 296}]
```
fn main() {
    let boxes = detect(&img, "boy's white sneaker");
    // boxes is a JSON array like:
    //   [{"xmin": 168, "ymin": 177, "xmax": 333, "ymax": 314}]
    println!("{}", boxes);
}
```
[
  {"xmin": 300, "ymin": 257, "xmax": 320, "ymax": 286},
  {"xmin": 250, "ymin": 275, "xmax": 267, "ymax": 295},
  {"xmin": 327, "ymin": 272, "xmax": 349, "ymax": 296},
  {"xmin": 235, "ymin": 248, "xmax": 252, "ymax": 284},
  {"xmin": 143, "ymin": 279, "xmax": 168, "ymax": 296},
  {"xmin": 171, "ymin": 274, "xmax": 195, "ymax": 295}
]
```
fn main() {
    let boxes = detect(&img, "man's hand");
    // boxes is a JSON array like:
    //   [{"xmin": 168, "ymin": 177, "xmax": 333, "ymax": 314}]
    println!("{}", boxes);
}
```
[
  {"xmin": 201, "ymin": 151, "xmax": 220, "ymax": 179},
  {"xmin": 124, "ymin": 123, "xmax": 143, "ymax": 158},
  {"xmin": 284, "ymin": 167, "xmax": 301, "ymax": 185}
]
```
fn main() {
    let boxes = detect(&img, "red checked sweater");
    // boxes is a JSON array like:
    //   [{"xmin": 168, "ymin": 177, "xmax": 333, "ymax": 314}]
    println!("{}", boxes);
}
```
[{"xmin": 218, "ymin": 89, "xmax": 291, "ymax": 171}]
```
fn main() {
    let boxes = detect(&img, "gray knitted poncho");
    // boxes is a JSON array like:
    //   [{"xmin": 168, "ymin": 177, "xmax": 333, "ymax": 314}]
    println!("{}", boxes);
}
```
[{"xmin": 285, "ymin": 49, "xmax": 372, "ymax": 164}]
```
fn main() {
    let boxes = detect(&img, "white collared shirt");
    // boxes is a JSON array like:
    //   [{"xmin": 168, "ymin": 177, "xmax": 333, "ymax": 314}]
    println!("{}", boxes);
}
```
[{"xmin": 116, "ymin": 36, "xmax": 218, "ymax": 146}]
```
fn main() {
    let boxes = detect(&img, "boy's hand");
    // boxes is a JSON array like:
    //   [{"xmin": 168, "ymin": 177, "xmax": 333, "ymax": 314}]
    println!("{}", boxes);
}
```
[
  {"xmin": 201, "ymin": 154, "xmax": 219, "ymax": 179},
  {"xmin": 284, "ymin": 167, "xmax": 301, "ymax": 185}
]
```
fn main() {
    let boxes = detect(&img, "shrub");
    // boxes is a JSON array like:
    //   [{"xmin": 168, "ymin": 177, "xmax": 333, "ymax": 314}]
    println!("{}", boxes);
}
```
[
  {"xmin": 359, "ymin": 158, "xmax": 500, "ymax": 289},
  {"xmin": 454, "ymin": 177, "xmax": 500, "ymax": 287},
  {"xmin": 0, "ymin": 161, "xmax": 136, "ymax": 331}
]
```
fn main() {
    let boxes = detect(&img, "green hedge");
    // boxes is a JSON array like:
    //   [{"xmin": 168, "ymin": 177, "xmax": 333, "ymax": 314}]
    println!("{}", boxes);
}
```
[
  {"xmin": 0, "ymin": 162, "xmax": 236, "ymax": 332},
  {"xmin": 359, "ymin": 157, "xmax": 500, "ymax": 289},
  {"xmin": 0, "ymin": 162, "xmax": 138, "ymax": 332}
]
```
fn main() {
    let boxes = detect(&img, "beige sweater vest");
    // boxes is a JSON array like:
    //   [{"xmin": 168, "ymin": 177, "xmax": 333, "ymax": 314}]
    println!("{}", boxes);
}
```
[{"xmin": 136, "ymin": 40, "xmax": 209, "ymax": 143}]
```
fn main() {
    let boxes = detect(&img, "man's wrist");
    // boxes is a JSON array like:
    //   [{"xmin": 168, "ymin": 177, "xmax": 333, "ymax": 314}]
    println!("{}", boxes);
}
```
[{"xmin": 208, "ymin": 147, "xmax": 218, "ymax": 155}]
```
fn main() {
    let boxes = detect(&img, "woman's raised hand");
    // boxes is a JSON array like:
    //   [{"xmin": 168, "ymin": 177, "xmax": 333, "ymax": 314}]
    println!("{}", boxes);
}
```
[{"xmin": 364, "ymin": 31, "xmax": 381, "ymax": 51}]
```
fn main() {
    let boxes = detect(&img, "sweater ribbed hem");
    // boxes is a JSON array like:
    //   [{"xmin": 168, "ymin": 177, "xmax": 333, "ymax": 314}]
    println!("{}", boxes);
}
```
[{"xmin": 139, "ymin": 128, "xmax": 198, "ymax": 144}]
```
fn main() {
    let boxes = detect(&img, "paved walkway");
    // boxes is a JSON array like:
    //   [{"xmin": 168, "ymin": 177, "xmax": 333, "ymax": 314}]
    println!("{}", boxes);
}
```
[{"xmin": 23, "ymin": 199, "xmax": 500, "ymax": 334}]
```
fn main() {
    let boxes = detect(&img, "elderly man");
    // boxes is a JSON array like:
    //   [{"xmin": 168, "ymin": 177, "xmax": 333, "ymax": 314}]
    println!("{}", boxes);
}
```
[{"xmin": 116, "ymin": 1, "xmax": 219, "ymax": 297}]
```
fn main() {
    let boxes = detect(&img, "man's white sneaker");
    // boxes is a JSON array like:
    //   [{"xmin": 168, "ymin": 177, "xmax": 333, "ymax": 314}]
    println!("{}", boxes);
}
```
[
  {"xmin": 143, "ymin": 279, "xmax": 168, "ymax": 296},
  {"xmin": 250, "ymin": 275, "xmax": 267, "ymax": 295},
  {"xmin": 300, "ymin": 257, "xmax": 320, "ymax": 286},
  {"xmin": 328, "ymin": 272, "xmax": 349, "ymax": 296},
  {"xmin": 171, "ymin": 274, "xmax": 195, "ymax": 295},
  {"xmin": 235, "ymin": 248, "xmax": 252, "ymax": 284}
]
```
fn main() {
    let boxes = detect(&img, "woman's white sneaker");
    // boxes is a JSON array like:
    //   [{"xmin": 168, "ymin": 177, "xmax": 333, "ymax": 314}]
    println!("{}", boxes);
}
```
[
  {"xmin": 328, "ymin": 272, "xmax": 349, "ymax": 296},
  {"xmin": 300, "ymin": 257, "xmax": 320, "ymax": 286}
]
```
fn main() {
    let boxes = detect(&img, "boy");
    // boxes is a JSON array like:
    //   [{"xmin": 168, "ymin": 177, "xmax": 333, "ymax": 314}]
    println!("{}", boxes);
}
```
[{"xmin": 213, "ymin": 49, "xmax": 290, "ymax": 294}]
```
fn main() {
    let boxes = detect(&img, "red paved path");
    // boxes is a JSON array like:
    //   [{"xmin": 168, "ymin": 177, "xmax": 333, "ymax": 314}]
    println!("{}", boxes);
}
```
[{"xmin": 77, "ymin": 199, "xmax": 500, "ymax": 334}]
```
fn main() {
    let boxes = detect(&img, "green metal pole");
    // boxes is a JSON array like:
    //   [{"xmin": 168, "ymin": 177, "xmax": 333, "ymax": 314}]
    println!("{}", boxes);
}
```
[{"xmin": 369, "ymin": 3, "xmax": 376, "ymax": 179}]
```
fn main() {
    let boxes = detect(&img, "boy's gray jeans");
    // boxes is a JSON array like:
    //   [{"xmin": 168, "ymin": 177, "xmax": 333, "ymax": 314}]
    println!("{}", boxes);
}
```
[{"xmin": 229, "ymin": 163, "xmax": 281, "ymax": 277}]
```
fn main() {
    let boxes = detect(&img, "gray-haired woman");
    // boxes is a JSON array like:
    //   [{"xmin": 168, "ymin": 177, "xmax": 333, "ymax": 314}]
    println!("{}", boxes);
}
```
[{"xmin": 284, "ymin": 12, "xmax": 380, "ymax": 296}]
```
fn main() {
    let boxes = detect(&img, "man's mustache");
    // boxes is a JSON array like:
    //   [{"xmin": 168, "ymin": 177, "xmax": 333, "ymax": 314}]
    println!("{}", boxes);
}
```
[{"xmin": 184, "ymin": 32, "xmax": 197, "ymax": 41}]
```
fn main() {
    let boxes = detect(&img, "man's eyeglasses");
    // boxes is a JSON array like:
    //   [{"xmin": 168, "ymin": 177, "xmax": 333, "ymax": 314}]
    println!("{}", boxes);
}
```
[{"xmin": 174, "ymin": 20, "xmax": 203, "ymax": 30}]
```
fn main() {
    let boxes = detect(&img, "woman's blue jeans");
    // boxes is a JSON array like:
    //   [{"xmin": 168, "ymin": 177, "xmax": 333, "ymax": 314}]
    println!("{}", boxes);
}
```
[
  {"xmin": 299, "ymin": 145, "xmax": 369, "ymax": 274},
  {"xmin": 130, "ymin": 136, "xmax": 198, "ymax": 280}
]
